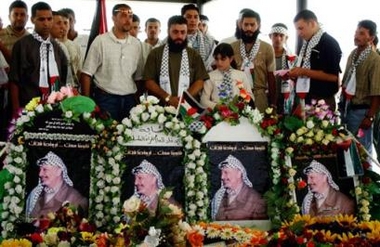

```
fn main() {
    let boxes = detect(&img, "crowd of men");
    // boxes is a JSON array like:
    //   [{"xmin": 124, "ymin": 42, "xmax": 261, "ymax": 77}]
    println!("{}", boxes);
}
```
[{"xmin": 1, "ymin": 1, "xmax": 380, "ymax": 162}]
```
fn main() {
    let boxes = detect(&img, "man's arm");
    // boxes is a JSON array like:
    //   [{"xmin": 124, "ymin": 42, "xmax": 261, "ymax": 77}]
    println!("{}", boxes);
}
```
[
  {"xmin": 360, "ymin": 95, "xmax": 380, "ymax": 130},
  {"xmin": 187, "ymin": 79, "xmax": 204, "ymax": 98},
  {"xmin": 289, "ymin": 67, "xmax": 339, "ymax": 82},
  {"xmin": 79, "ymin": 73, "xmax": 92, "ymax": 97},
  {"xmin": 267, "ymin": 72, "xmax": 277, "ymax": 107},
  {"xmin": 0, "ymin": 41, "xmax": 12, "ymax": 64},
  {"xmin": 9, "ymin": 82, "xmax": 20, "ymax": 118},
  {"xmin": 145, "ymin": 79, "xmax": 179, "ymax": 107}
]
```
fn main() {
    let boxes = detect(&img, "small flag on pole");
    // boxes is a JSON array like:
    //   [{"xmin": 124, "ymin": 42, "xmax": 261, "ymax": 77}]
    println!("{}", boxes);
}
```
[{"xmin": 178, "ymin": 90, "xmax": 206, "ymax": 120}]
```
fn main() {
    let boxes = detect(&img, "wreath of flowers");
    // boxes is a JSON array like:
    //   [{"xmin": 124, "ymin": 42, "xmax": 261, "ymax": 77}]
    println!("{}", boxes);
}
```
[
  {"xmin": 248, "ymin": 99, "xmax": 380, "ymax": 227},
  {"xmin": 0, "ymin": 88, "xmax": 118, "ymax": 238},
  {"xmin": 115, "ymin": 96, "xmax": 209, "ymax": 224}
]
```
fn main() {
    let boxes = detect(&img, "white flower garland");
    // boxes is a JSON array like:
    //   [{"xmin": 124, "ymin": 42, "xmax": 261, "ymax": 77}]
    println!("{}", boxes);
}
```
[{"xmin": 117, "ymin": 97, "xmax": 209, "ymax": 223}]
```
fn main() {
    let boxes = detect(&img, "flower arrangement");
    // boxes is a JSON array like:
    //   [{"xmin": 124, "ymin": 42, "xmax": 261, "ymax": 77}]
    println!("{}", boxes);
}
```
[
  {"xmin": 115, "ymin": 188, "xmax": 186, "ymax": 246},
  {"xmin": 268, "ymin": 214, "xmax": 380, "ymax": 246},
  {"xmin": 0, "ymin": 90, "xmax": 120, "ymax": 238},
  {"xmin": 200, "ymin": 81, "xmax": 252, "ymax": 127},
  {"xmin": 117, "ymin": 96, "xmax": 209, "ymax": 224}
]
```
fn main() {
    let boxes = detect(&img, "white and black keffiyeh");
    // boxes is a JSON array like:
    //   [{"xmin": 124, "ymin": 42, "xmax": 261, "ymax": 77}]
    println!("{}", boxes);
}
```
[
  {"xmin": 211, "ymin": 155, "xmax": 252, "ymax": 219},
  {"xmin": 218, "ymin": 68, "xmax": 234, "ymax": 101},
  {"xmin": 188, "ymin": 30, "xmax": 211, "ymax": 63},
  {"xmin": 26, "ymin": 151, "xmax": 73, "ymax": 217},
  {"xmin": 343, "ymin": 45, "xmax": 372, "ymax": 98},
  {"xmin": 296, "ymin": 28, "xmax": 324, "ymax": 69},
  {"xmin": 269, "ymin": 26, "xmax": 288, "ymax": 36},
  {"xmin": 240, "ymin": 39, "xmax": 260, "ymax": 88},
  {"xmin": 301, "ymin": 160, "xmax": 339, "ymax": 215},
  {"xmin": 159, "ymin": 44, "xmax": 190, "ymax": 96},
  {"xmin": 32, "ymin": 32, "xmax": 60, "ymax": 100},
  {"xmin": 132, "ymin": 159, "xmax": 165, "ymax": 203}
]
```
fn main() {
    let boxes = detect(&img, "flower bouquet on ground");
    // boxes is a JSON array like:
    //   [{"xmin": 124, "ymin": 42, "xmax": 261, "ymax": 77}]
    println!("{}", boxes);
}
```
[
  {"xmin": 267, "ymin": 214, "xmax": 380, "ymax": 246},
  {"xmin": 11, "ymin": 202, "xmax": 101, "ymax": 246},
  {"xmin": 116, "ymin": 188, "xmax": 186, "ymax": 247}
]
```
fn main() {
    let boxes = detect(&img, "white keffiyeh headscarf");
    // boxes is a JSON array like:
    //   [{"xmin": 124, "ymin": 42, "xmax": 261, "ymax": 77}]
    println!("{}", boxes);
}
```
[
  {"xmin": 132, "ymin": 159, "xmax": 165, "ymax": 203},
  {"xmin": 159, "ymin": 44, "xmax": 190, "ymax": 96},
  {"xmin": 26, "ymin": 151, "xmax": 73, "ymax": 218},
  {"xmin": 211, "ymin": 155, "xmax": 252, "ymax": 219},
  {"xmin": 32, "ymin": 32, "xmax": 60, "ymax": 101},
  {"xmin": 301, "ymin": 160, "xmax": 339, "ymax": 215}
]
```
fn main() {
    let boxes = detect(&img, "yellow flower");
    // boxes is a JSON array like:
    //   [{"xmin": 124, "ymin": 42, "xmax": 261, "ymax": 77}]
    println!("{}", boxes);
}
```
[
  {"xmin": 305, "ymin": 138, "xmax": 313, "ymax": 145},
  {"xmin": 0, "ymin": 239, "xmax": 32, "ymax": 247},
  {"xmin": 25, "ymin": 97, "xmax": 40, "ymax": 111},
  {"xmin": 289, "ymin": 133, "xmax": 296, "ymax": 142},
  {"xmin": 288, "ymin": 168, "xmax": 297, "ymax": 177},
  {"xmin": 81, "ymin": 232, "xmax": 96, "ymax": 242}
]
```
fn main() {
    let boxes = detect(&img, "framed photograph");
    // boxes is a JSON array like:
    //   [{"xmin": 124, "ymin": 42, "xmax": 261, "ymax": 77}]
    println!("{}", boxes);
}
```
[
  {"xmin": 207, "ymin": 141, "xmax": 270, "ymax": 221},
  {"xmin": 25, "ymin": 146, "xmax": 91, "ymax": 218},
  {"xmin": 292, "ymin": 154, "xmax": 357, "ymax": 217},
  {"xmin": 121, "ymin": 145, "xmax": 185, "ymax": 209}
]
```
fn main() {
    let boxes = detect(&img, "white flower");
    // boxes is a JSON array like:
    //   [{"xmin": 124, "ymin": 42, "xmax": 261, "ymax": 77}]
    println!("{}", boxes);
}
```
[
  {"xmin": 157, "ymin": 114, "xmax": 167, "ymax": 124},
  {"xmin": 141, "ymin": 112, "xmax": 150, "ymax": 122},
  {"xmin": 150, "ymin": 111, "xmax": 158, "ymax": 120},
  {"xmin": 189, "ymin": 204, "xmax": 197, "ymax": 210},
  {"xmin": 165, "ymin": 121, "xmax": 173, "ymax": 129},
  {"xmin": 131, "ymin": 114, "xmax": 140, "ymax": 124},
  {"xmin": 164, "ymin": 106, "xmax": 176, "ymax": 114},
  {"xmin": 14, "ymin": 185, "xmax": 22, "ymax": 194},
  {"xmin": 306, "ymin": 120, "xmax": 314, "ymax": 129},
  {"xmin": 14, "ymin": 145, "xmax": 24, "ymax": 153},
  {"xmin": 122, "ymin": 118, "xmax": 133, "ymax": 127},
  {"xmin": 196, "ymin": 159, "xmax": 205, "ymax": 167},
  {"xmin": 113, "ymin": 177, "xmax": 121, "ymax": 185},
  {"xmin": 110, "ymin": 186, "xmax": 119, "ymax": 193},
  {"xmin": 96, "ymin": 123, "xmax": 105, "ymax": 131},
  {"xmin": 163, "ymin": 191, "xmax": 173, "ymax": 199},
  {"xmin": 14, "ymin": 157, "xmax": 23, "ymax": 164},
  {"xmin": 35, "ymin": 104, "xmax": 44, "ymax": 113},
  {"xmin": 64, "ymin": 111, "xmax": 73, "ymax": 118},
  {"xmin": 123, "ymin": 195, "xmax": 141, "ymax": 212},
  {"xmin": 57, "ymin": 241, "xmax": 71, "ymax": 247}
]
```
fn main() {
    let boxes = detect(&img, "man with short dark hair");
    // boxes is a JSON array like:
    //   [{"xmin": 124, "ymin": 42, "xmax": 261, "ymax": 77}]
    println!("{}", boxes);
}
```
[
  {"xmin": 340, "ymin": 19, "xmax": 380, "ymax": 157},
  {"xmin": 129, "ymin": 14, "xmax": 140, "ymax": 39},
  {"xmin": 144, "ymin": 17, "xmax": 162, "ymax": 48},
  {"xmin": 9, "ymin": 1, "xmax": 67, "ymax": 118},
  {"xmin": 231, "ymin": 9, "xmax": 276, "ymax": 112},
  {"xmin": 80, "ymin": 4, "xmax": 144, "ymax": 121},
  {"xmin": 181, "ymin": 4, "xmax": 215, "ymax": 71},
  {"xmin": 0, "ymin": 0, "xmax": 30, "ymax": 140},
  {"xmin": 0, "ymin": 0, "xmax": 29, "ymax": 64},
  {"xmin": 143, "ymin": 15, "xmax": 209, "ymax": 108},
  {"xmin": 289, "ymin": 9, "xmax": 342, "ymax": 112}
]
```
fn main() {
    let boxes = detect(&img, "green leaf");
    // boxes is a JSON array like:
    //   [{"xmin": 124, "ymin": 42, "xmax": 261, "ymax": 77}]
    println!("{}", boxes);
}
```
[
  {"xmin": 283, "ymin": 116, "xmax": 303, "ymax": 132},
  {"xmin": 61, "ymin": 96, "xmax": 96, "ymax": 115}
]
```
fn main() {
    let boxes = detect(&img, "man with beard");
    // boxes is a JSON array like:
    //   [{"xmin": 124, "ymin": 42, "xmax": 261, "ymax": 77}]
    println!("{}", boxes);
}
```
[
  {"xmin": 80, "ymin": 4, "xmax": 144, "ymax": 121},
  {"xmin": 143, "ymin": 15, "xmax": 209, "ymax": 108},
  {"xmin": 231, "ymin": 9, "xmax": 276, "ymax": 113}
]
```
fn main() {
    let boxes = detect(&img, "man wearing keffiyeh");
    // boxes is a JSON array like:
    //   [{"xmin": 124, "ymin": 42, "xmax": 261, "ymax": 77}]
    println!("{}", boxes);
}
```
[
  {"xmin": 288, "ymin": 10, "xmax": 341, "ymax": 112},
  {"xmin": 8, "ymin": 2, "xmax": 67, "ymax": 118},
  {"xmin": 301, "ymin": 160, "xmax": 355, "ymax": 217},
  {"xmin": 131, "ymin": 159, "xmax": 179, "ymax": 213},
  {"xmin": 26, "ymin": 151, "xmax": 88, "ymax": 219},
  {"xmin": 340, "ymin": 20, "xmax": 380, "ymax": 157},
  {"xmin": 211, "ymin": 155, "xmax": 267, "ymax": 221},
  {"xmin": 231, "ymin": 9, "xmax": 277, "ymax": 113},
  {"xmin": 143, "ymin": 15, "xmax": 209, "ymax": 108}
]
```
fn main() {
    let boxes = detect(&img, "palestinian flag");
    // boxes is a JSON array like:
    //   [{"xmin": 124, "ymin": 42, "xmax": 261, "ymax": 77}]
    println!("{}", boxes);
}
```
[
  {"xmin": 179, "ymin": 90, "xmax": 206, "ymax": 119},
  {"xmin": 85, "ymin": 0, "xmax": 108, "ymax": 59}
]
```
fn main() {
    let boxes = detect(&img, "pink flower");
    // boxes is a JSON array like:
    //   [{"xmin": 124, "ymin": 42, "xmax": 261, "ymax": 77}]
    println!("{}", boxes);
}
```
[{"xmin": 60, "ymin": 86, "xmax": 75, "ymax": 97}]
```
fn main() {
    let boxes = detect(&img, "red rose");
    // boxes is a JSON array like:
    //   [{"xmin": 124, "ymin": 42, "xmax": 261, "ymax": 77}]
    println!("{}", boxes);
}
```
[
  {"xmin": 296, "ymin": 236, "xmax": 305, "ymax": 244},
  {"xmin": 362, "ymin": 176, "xmax": 372, "ymax": 184},
  {"xmin": 297, "ymin": 180, "xmax": 307, "ymax": 190},
  {"xmin": 29, "ymin": 233, "xmax": 43, "ymax": 244}
]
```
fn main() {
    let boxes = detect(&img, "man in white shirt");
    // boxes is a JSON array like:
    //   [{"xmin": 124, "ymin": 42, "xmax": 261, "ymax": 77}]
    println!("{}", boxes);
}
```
[{"xmin": 80, "ymin": 4, "xmax": 144, "ymax": 121}]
